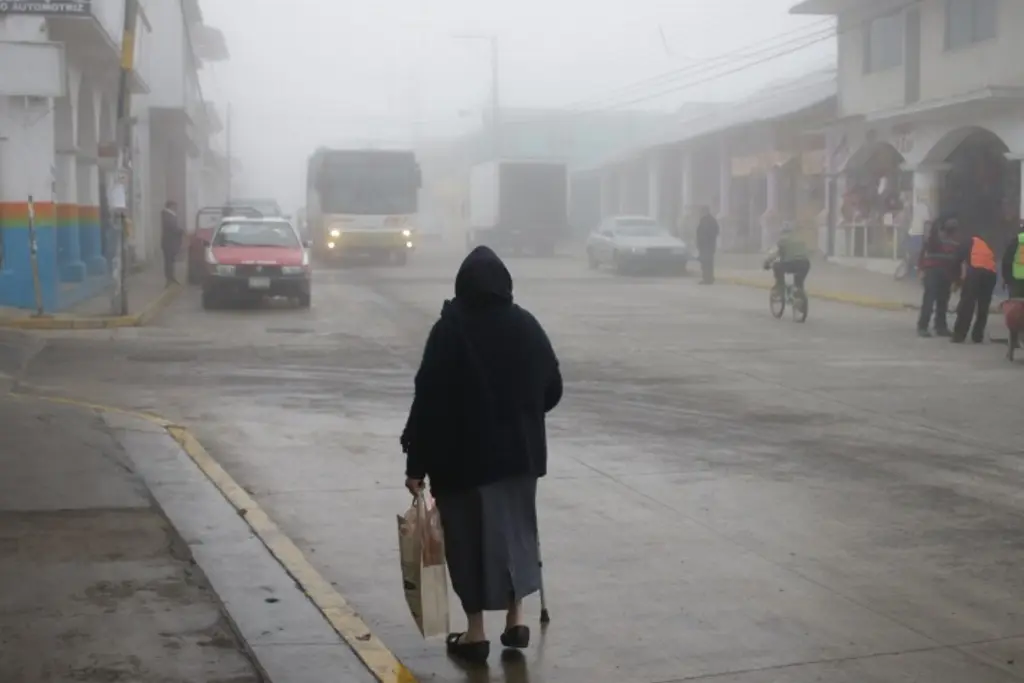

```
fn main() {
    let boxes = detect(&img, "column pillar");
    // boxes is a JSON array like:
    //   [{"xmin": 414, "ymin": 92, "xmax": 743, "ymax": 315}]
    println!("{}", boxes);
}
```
[
  {"xmin": 761, "ymin": 165, "xmax": 783, "ymax": 251},
  {"xmin": 909, "ymin": 163, "xmax": 949, "ymax": 236},
  {"xmin": 717, "ymin": 143, "xmax": 733, "ymax": 250},
  {"xmin": 55, "ymin": 152, "xmax": 85, "ymax": 282},
  {"xmin": 600, "ymin": 171, "xmax": 615, "ymax": 219},
  {"xmin": 0, "ymin": 98, "xmax": 59, "ymax": 311},
  {"xmin": 647, "ymin": 153, "xmax": 660, "ymax": 222},
  {"xmin": 76, "ymin": 158, "xmax": 107, "ymax": 275},
  {"xmin": 678, "ymin": 151, "xmax": 698, "ymax": 240}
]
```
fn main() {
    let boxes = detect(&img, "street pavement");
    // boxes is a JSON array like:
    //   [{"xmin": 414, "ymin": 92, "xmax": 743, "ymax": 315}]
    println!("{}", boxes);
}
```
[
  {"xmin": 0, "ymin": 394, "xmax": 259, "ymax": 683},
  {"xmin": 16, "ymin": 244, "xmax": 1024, "ymax": 682}
]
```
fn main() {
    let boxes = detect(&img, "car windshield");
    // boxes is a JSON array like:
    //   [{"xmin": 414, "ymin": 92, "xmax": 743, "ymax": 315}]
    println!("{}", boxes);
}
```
[
  {"xmin": 213, "ymin": 222, "xmax": 299, "ymax": 248},
  {"xmin": 228, "ymin": 200, "xmax": 280, "ymax": 217},
  {"xmin": 614, "ymin": 220, "xmax": 667, "ymax": 237}
]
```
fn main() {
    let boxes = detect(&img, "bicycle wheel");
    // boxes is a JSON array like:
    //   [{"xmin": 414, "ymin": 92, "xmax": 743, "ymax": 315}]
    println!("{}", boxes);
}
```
[
  {"xmin": 769, "ymin": 286, "xmax": 785, "ymax": 318},
  {"xmin": 792, "ymin": 288, "xmax": 808, "ymax": 322}
]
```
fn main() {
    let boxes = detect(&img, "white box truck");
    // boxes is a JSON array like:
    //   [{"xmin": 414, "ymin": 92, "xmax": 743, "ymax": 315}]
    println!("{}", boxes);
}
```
[{"xmin": 467, "ymin": 159, "xmax": 568, "ymax": 256}]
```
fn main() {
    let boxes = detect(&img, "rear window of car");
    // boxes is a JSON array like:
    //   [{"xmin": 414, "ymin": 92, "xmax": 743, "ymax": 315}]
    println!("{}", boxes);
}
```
[
  {"xmin": 614, "ymin": 218, "xmax": 667, "ymax": 237},
  {"xmin": 214, "ymin": 221, "xmax": 299, "ymax": 248}
]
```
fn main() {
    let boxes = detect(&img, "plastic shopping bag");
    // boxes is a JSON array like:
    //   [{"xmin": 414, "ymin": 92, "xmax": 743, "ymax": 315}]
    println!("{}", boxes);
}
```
[{"xmin": 397, "ymin": 491, "xmax": 450, "ymax": 638}]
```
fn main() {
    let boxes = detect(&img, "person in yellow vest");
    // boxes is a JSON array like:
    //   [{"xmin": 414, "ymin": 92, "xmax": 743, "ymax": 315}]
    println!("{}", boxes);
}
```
[
  {"xmin": 951, "ymin": 234, "xmax": 997, "ymax": 343},
  {"xmin": 1001, "ymin": 224, "xmax": 1024, "ymax": 300}
]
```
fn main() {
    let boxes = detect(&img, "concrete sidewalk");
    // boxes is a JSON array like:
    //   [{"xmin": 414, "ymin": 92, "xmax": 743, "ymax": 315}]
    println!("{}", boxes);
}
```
[
  {"xmin": 715, "ymin": 252, "xmax": 1008, "ymax": 312},
  {"xmin": 0, "ymin": 390, "xmax": 378, "ymax": 683},
  {"xmin": 0, "ymin": 395, "xmax": 261, "ymax": 682},
  {"xmin": 0, "ymin": 260, "xmax": 181, "ymax": 330}
]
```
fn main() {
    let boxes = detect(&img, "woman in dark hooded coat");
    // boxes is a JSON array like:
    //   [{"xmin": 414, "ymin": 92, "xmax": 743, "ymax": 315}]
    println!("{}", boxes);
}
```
[{"xmin": 401, "ymin": 246, "xmax": 562, "ymax": 664}]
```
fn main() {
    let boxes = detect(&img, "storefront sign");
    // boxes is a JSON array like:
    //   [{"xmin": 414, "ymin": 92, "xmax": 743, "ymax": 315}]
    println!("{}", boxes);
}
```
[{"xmin": 0, "ymin": 1, "xmax": 89, "ymax": 16}]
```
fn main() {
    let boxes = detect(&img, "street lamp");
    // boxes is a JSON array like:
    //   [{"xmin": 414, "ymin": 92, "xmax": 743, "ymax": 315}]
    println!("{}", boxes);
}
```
[{"xmin": 453, "ymin": 34, "xmax": 499, "ymax": 158}]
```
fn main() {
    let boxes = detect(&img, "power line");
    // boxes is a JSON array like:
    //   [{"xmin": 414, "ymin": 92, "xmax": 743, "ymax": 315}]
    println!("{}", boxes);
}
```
[
  {"xmin": 514, "ymin": 0, "xmax": 920, "ymax": 122},
  {"xmin": 561, "ymin": 18, "xmax": 835, "ymax": 112}
]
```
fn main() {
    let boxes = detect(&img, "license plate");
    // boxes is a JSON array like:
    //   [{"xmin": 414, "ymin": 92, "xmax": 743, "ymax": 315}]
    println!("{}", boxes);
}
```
[{"xmin": 248, "ymin": 277, "xmax": 271, "ymax": 289}]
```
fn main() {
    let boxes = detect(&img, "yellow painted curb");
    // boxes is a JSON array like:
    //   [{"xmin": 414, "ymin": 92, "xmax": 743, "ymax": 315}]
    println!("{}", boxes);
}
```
[
  {"xmin": 717, "ymin": 275, "xmax": 910, "ymax": 312},
  {"xmin": 0, "ymin": 283, "xmax": 182, "ymax": 330},
  {"xmin": 12, "ymin": 391, "xmax": 415, "ymax": 683},
  {"xmin": 166, "ymin": 426, "xmax": 417, "ymax": 683}
]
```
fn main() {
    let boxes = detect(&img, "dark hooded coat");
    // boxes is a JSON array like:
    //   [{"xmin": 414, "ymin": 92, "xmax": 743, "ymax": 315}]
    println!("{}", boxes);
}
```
[{"xmin": 401, "ymin": 246, "xmax": 562, "ymax": 496}]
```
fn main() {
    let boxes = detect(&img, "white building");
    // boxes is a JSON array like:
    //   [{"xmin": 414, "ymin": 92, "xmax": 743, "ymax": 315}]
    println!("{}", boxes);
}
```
[
  {"xmin": 0, "ymin": 0, "xmax": 226, "ymax": 312},
  {"xmin": 792, "ymin": 0, "xmax": 1024, "ymax": 266}
]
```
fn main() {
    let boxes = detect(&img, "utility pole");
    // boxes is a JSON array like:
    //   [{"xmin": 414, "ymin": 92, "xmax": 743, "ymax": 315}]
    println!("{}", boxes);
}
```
[
  {"xmin": 113, "ymin": 0, "xmax": 139, "ymax": 316},
  {"xmin": 225, "ymin": 103, "xmax": 232, "ymax": 203},
  {"xmin": 453, "ymin": 34, "xmax": 500, "ymax": 159}
]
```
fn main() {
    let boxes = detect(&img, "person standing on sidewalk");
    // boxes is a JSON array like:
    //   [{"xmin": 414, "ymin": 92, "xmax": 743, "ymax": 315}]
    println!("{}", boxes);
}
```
[
  {"xmin": 951, "ymin": 234, "xmax": 998, "ymax": 344},
  {"xmin": 696, "ymin": 206, "xmax": 720, "ymax": 285},
  {"xmin": 999, "ymin": 224, "xmax": 1024, "ymax": 355},
  {"xmin": 161, "ymin": 200, "xmax": 183, "ymax": 287},
  {"xmin": 916, "ymin": 215, "xmax": 960, "ymax": 338},
  {"xmin": 401, "ymin": 246, "xmax": 563, "ymax": 665}
]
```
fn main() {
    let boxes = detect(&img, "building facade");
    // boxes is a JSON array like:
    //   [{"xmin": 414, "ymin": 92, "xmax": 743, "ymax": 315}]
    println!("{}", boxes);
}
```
[
  {"xmin": 792, "ymin": 0, "xmax": 1024, "ymax": 269},
  {"xmin": 0, "ymin": 0, "xmax": 227, "ymax": 312},
  {"xmin": 586, "ymin": 70, "xmax": 836, "ymax": 254}
]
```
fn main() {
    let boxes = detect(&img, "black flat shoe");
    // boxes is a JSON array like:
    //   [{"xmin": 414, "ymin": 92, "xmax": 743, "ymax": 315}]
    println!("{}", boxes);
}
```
[
  {"xmin": 500, "ymin": 625, "xmax": 530, "ymax": 649},
  {"xmin": 446, "ymin": 633, "xmax": 490, "ymax": 664}
]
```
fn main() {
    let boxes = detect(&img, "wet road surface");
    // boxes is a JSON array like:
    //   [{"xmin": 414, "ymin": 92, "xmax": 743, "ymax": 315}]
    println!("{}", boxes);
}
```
[{"xmin": 20, "ymin": 246, "xmax": 1024, "ymax": 682}]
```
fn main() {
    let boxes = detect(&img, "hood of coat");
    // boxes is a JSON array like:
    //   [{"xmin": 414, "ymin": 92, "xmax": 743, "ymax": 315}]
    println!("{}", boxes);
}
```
[{"xmin": 454, "ymin": 246, "xmax": 513, "ymax": 306}]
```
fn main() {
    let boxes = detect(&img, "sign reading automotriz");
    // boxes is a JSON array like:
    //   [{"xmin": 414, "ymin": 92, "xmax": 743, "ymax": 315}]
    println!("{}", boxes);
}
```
[{"xmin": 0, "ymin": 0, "xmax": 89, "ymax": 15}]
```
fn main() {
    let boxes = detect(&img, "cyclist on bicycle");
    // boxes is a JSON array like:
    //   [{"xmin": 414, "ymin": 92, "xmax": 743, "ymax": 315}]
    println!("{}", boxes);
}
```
[{"xmin": 763, "ymin": 222, "xmax": 811, "ymax": 291}]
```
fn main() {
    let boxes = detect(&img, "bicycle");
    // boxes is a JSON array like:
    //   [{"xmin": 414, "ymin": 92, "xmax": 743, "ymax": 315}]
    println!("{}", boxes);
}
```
[{"xmin": 769, "ymin": 275, "xmax": 809, "ymax": 322}]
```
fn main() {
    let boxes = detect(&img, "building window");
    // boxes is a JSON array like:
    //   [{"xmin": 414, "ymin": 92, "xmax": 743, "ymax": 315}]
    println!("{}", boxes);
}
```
[
  {"xmin": 946, "ymin": 0, "xmax": 998, "ymax": 50},
  {"xmin": 864, "ymin": 11, "xmax": 904, "ymax": 73}
]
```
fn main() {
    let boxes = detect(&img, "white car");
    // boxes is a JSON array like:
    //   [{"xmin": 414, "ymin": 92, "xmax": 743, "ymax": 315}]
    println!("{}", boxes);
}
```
[{"xmin": 586, "ymin": 216, "xmax": 691, "ymax": 275}]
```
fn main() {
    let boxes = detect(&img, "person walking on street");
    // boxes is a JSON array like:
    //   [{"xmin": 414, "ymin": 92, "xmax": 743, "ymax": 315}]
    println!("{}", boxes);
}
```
[
  {"xmin": 161, "ymin": 201, "xmax": 183, "ymax": 286},
  {"xmin": 951, "ymin": 233, "xmax": 997, "ymax": 343},
  {"xmin": 916, "ymin": 215, "xmax": 960, "ymax": 338},
  {"xmin": 696, "ymin": 206, "xmax": 719, "ymax": 284},
  {"xmin": 400, "ymin": 246, "xmax": 563, "ymax": 665}
]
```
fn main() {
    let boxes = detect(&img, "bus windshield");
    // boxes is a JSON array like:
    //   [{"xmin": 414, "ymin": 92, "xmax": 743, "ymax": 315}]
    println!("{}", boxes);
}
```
[{"xmin": 316, "ymin": 160, "xmax": 418, "ymax": 215}]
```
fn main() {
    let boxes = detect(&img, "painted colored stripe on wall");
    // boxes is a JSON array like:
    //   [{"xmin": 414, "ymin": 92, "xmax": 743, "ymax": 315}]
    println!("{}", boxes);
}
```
[
  {"xmin": 56, "ymin": 204, "xmax": 80, "ymax": 228},
  {"xmin": 0, "ymin": 202, "xmax": 56, "ymax": 229},
  {"xmin": 79, "ymin": 205, "xmax": 100, "ymax": 227}
]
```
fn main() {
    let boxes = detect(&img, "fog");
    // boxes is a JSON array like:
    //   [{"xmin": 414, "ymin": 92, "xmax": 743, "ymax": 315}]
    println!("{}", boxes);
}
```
[{"xmin": 199, "ymin": 0, "xmax": 833, "ymax": 212}]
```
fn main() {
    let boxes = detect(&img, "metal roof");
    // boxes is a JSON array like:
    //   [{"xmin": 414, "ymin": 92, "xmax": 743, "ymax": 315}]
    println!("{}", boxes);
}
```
[{"xmin": 586, "ymin": 67, "xmax": 837, "ymax": 170}]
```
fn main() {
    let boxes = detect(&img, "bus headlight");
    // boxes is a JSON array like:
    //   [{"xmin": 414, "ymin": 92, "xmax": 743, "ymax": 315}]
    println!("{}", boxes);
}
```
[
  {"xmin": 402, "ymin": 229, "xmax": 411, "ymax": 238},
  {"xmin": 330, "ymin": 229, "xmax": 341, "ymax": 238}
]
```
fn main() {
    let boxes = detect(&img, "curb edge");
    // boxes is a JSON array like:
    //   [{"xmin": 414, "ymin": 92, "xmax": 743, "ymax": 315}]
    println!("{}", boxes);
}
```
[
  {"xmin": 16, "ymin": 391, "xmax": 416, "ymax": 683},
  {"xmin": 716, "ymin": 275, "xmax": 912, "ymax": 312},
  {"xmin": 0, "ymin": 283, "xmax": 182, "ymax": 330}
]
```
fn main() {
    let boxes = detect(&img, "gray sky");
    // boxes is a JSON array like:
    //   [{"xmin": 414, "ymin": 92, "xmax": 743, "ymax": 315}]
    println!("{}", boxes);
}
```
[{"xmin": 199, "ymin": 0, "xmax": 832, "ymax": 210}]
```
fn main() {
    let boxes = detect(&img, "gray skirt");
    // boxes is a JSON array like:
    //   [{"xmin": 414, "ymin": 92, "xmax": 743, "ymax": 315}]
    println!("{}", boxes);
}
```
[{"xmin": 435, "ymin": 475, "xmax": 540, "ymax": 614}]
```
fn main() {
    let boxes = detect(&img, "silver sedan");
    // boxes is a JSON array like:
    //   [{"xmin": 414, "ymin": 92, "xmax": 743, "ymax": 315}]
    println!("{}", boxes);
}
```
[{"xmin": 586, "ymin": 216, "xmax": 691, "ymax": 275}]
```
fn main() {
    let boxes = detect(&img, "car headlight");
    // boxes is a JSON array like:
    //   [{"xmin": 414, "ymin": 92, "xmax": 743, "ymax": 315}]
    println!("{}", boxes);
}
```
[
  {"xmin": 327, "ymin": 241, "xmax": 336, "ymax": 249},
  {"xmin": 330, "ymin": 229, "xmax": 341, "ymax": 238},
  {"xmin": 402, "ymin": 229, "xmax": 411, "ymax": 238},
  {"xmin": 204, "ymin": 247, "xmax": 217, "ymax": 265},
  {"xmin": 213, "ymin": 265, "xmax": 235, "ymax": 276},
  {"xmin": 281, "ymin": 266, "xmax": 305, "ymax": 275}
]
